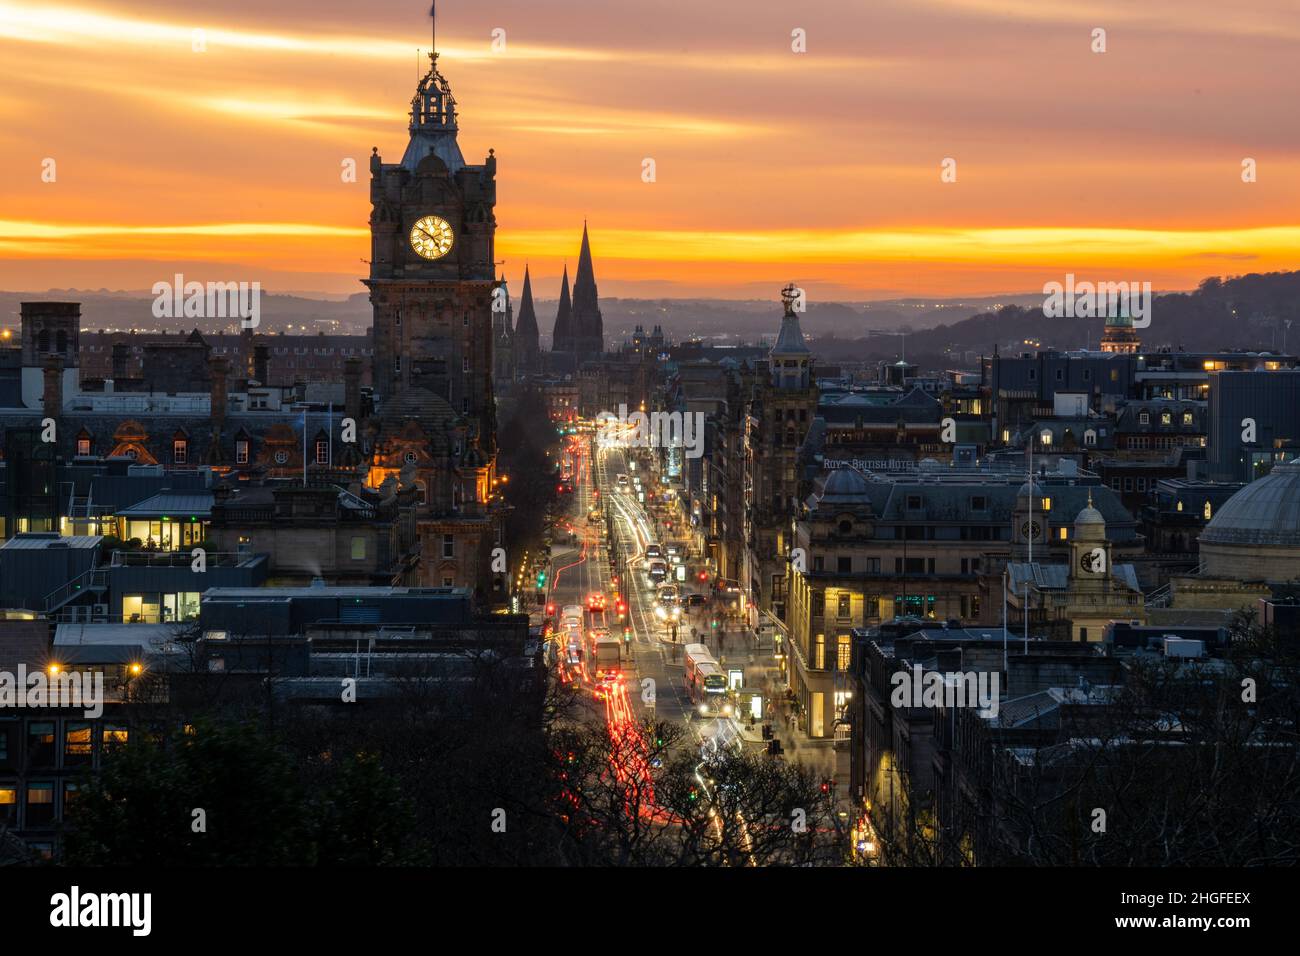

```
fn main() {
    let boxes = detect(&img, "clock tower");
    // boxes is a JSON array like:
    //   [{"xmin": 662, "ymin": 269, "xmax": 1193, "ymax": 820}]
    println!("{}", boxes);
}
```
[
  {"xmin": 361, "ymin": 23, "xmax": 508, "ymax": 605},
  {"xmin": 365, "ymin": 46, "xmax": 498, "ymax": 456}
]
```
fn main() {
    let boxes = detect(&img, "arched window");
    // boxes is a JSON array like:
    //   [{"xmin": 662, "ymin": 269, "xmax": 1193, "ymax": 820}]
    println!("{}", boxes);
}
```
[
  {"xmin": 1161, "ymin": 410, "xmax": 1172, "ymax": 425},
  {"xmin": 37, "ymin": 329, "xmax": 49, "ymax": 353},
  {"xmin": 56, "ymin": 330, "xmax": 67, "ymax": 354},
  {"xmin": 1083, "ymin": 429, "xmax": 1097, "ymax": 447},
  {"xmin": 1040, "ymin": 429, "xmax": 1053, "ymax": 447},
  {"xmin": 1203, "ymin": 500, "xmax": 1212, "ymax": 520}
]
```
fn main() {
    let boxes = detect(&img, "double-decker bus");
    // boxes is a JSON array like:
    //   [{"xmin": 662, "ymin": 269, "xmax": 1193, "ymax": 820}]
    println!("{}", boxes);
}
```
[{"xmin": 684, "ymin": 644, "xmax": 730, "ymax": 714}]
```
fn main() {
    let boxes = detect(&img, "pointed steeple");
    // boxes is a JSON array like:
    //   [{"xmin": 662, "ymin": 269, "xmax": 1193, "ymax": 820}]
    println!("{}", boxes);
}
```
[
  {"xmin": 552, "ymin": 265, "xmax": 573, "ymax": 352},
  {"xmin": 514, "ymin": 265, "xmax": 540, "ymax": 370},
  {"xmin": 570, "ymin": 221, "xmax": 603, "ymax": 356}
]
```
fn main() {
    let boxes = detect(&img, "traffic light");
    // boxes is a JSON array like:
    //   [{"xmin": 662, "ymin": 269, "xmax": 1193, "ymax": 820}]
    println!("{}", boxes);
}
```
[
  {"xmin": 536, "ymin": 570, "xmax": 547, "ymax": 588},
  {"xmin": 698, "ymin": 570, "xmax": 708, "ymax": 582},
  {"xmin": 546, "ymin": 603, "xmax": 556, "ymax": 615},
  {"xmin": 711, "ymin": 619, "xmax": 719, "ymax": 629}
]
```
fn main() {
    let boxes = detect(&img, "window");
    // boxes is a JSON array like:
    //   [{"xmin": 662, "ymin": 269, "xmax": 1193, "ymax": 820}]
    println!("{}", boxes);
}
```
[
  {"xmin": 26, "ymin": 783, "xmax": 55, "ymax": 827},
  {"xmin": 315, "ymin": 440, "xmax": 329, "ymax": 465},
  {"xmin": 442, "ymin": 577, "xmax": 454, "ymax": 587},
  {"xmin": 0, "ymin": 787, "xmax": 15, "ymax": 824},
  {"xmin": 1161, "ymin": 411, "xmax": 1172, "ymax": 425},
  {"xmin": 1203, "ymin": 500, "xmax": 1212, "ymax": 520},
  {"xmin": 970, "ymin": 495, "xmax": 987, "ymax": 511},
  {"xmin": 1183, "ymin": 411, "xmax": 1193, "ymax": 425},
  {"xmin": 813, "ymin": 556, "xmax": 824, "ymax": 572},
  {"xmin": 1084, "ymin": 429, "xmax": 1097, "ymax": 447},
  {"xmin": 442, "ymin": 534, "xmax": 455, "ymax": 559},
  {"xmin": 1124, "ymin": 477, "xmax": 1133, "ymax": 492},
  {"xmin": 1055, "ymin": 368, "xmax": 1064, "ymax": 381},
  {"xmin": 1028, "ymin": 369, "xmax": 1037, "ymax": 381},
  {"xmin": 173, "ymin": 439, "xmax": 188, "ymax": 464},
  {"xmin": 64, "ymin": 723, "xmax": 92, "ymax": 767},
  {"xmin": 102, "ymin": 725, "xmax": 128, "ymax": 750},
  {"xmin": 837, "ymin": 636, "xmax": 852, "ymax": 671},
  {"xmin": 395, "ymin": 356, "xmax": 402, "ymax": 372},
  {"xmin": 1041, "ymin": 497, "xmax": 1051, "ymax": 511},
  {"xmin": 837, "ymin": 556, "xmax": 852, "ymax": 574},
  {"xmin": 77, "ymin": 438, "xmax": 91, "ymax": 456},
  {"xmin": 1139, "ymin": 411, "xmax": 1150, "ymax": 425},
  {"xmin": 27, "ymin": 721, "xmax": 55, "ymax": 768},
  {"xmin": 1040, "ymin": 429, "xmax": 1053, "ymax": 447},
  {"xmin": 463, "ymin": 357, "xmax": 470, "ymax": 372},
  {"xmin": 0, "ymin": 722, "xmax": 13, "ymax": 771},
  {"xmin": 395, "ymin": 309, "xmax": 402, "ymax": 327},
  {"xmin": 1058, "ymin": 527, "xmax": 1068, "ymax": 540},
  {"xmin": 235, "ymin": 440, "xmax": 249, "ymax": 464},
  {"xmin": 837, "ymin": 594, "xmax": 851, "ymax": 618},
  {"xmin": 351, "ymin": 537, "xmax": 366, "ymax": 560},
  {"xmin": 814, "ymin": 634, "xmax": 826, "ymax": 669}
]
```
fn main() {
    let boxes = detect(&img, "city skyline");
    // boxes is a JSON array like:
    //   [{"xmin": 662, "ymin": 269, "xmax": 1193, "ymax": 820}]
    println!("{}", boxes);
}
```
[{"xmin": 3, "ymin": 0, "xmax": 1299, "ymax": 298}]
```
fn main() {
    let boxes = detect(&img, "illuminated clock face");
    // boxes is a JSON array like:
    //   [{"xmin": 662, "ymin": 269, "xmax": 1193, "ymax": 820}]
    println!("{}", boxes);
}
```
[
  {"xmin": 1020, "ymin": 520, "xmax": 1042, "ymax": 541},
  {"xmin": 409, "ymin": 215, "xmax": 454, "ymax": 259}
]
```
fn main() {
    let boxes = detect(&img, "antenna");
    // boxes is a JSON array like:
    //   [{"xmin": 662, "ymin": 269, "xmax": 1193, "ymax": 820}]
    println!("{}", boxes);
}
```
[{"xmin": 430, "ymin": 2, "xmax": 437, "ymax": 54}]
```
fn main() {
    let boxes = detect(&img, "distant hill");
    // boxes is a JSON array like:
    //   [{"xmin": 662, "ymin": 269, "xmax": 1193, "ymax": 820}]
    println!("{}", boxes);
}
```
[{"xmin": 810, "ymin": 271, "xmax": 1300, "ymax": 369}]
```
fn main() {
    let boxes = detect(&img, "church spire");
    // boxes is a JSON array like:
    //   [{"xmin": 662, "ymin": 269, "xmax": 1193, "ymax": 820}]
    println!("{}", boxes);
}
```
[
  {"xmin": 514, "ymin": 265, "xmax": 540, "ymax": 370},
  {"xmin": 570, "ymin": 222, "xmax": 603, "ymax": 355},
  {"xmin": 552, "ymin": 264, "xmax": 573, "ymax": 352}
]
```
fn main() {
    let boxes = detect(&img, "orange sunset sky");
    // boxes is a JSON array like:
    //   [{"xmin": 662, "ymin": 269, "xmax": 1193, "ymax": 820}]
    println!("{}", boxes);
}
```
[{"xmin": 2, "ymin": 0, "xmax": 1299, "ymax": 301}]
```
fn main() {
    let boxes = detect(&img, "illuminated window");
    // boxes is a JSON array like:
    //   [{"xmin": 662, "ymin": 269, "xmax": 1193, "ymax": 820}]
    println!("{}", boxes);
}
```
[
  {"xmin": 173, "ymin": 439, "xmax": 188, "ymax": 464},
  {"xmin": 235, "ymin": 440, "xmax": 249, "ymax": 464},
  {"xmin": 1176, "ymin": 500, "xmax": 1183, "ymax": 512},
  {"xmin": 350, "ymin": 537, "xmax": 366, "ymax": 560},
  {"xmin": 1042, "ymin": 497, "xmax": 1052, "ymax": 511},
  {"xmin": 837, "ymin": 636, "xmax": 852, "ymax": 671},
  {"xmin": 1058, "ymin": 527, "xmax": 1068, "ymax": 540},
  {"xmin": 76, "ymin": 438, "xmax": 91, "ymax": 456},
  {"xmin": 0, "ymin": 788, "xmax": 15, "ymax": 824},
  {"xmin": 64, "ymin": 723, "xmax": 92, "ymax": 767},
  {"xmin": 1183, "ymin": 411, "xmax": 1193, "ymax": 425},
  {"xmin": 814, "ymin": 634, "xmax": 826, "ymax": 669},
  {"xmin": 1203, "ymin": 500, "xmax": 1212, "ymax": 520},
  {"xmin": 1040, "ymin": 430, "xmax": 1052, "ymax": 447},
  {"xmin": 1161, "ymin": 411, "xmax": 1172, "ymax": 425},
  {"xmin": 101, "ymin": 726, "xmax": 129, "ymax": 750}
]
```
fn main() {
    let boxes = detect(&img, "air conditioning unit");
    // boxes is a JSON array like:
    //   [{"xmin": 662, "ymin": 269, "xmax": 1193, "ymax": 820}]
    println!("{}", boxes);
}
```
[{"xmin": 91, "ymin": 604, "xmax": 109, "ymax": 619}]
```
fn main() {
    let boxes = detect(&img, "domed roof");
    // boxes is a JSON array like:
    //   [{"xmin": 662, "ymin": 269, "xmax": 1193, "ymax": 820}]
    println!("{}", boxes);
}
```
[
  {"xmin": 818, "ymin": 467, "xmax": 872, "ymax": 505},
  {"xmin": 1017, "ymin": 478, "xmax": 1039, "ymax": 498},
  {"xmin": 1201, "ymin": 460, "xmax": 1300, "ymax": 548},
  {"xmin": 1074, "ymin": 490, "xmax": 1106, "ymax": 540}
]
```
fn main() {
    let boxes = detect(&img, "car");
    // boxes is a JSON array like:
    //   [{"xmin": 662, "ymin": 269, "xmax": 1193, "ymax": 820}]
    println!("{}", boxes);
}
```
[
  {"xmin": 686, "ymin": 593, "xmax": 706, "ymax": 608},
  {"xmin": 617, "ymin": 474, "xmax": 630, "ymax": 487},
  {"xmin": 656, "ymin": 584, "xmax": 680, "ymax": 606},
  {"xmin": 645, "ymin": 543, "xmax": 663, "ymax": 560}
]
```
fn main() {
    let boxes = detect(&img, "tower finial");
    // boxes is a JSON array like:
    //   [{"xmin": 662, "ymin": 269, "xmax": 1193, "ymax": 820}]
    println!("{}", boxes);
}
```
[{"xmin": 430, "ymin": 2, "xmax": 436, "ymax": 55}]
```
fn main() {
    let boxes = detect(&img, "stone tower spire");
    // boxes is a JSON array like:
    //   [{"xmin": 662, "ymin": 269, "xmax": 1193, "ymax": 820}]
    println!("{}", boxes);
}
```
[
  {"xmin": 514, "ymin": 265, "xmax": 540, "ymax": 371},
  {"xmin": 571, "ymin": 221, "xmax": 604, "ymax": 356},
  {"xmin": 552, "ymin": 264, "xmax": 573, "ymax": 352}
]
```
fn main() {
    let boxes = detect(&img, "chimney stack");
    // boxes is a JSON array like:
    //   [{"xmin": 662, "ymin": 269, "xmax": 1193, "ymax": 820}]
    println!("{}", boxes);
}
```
[
  {"xmin": 209, "ymin": 357, "xmax": 229, "ymax": 430},
  {"xmin": 344, "ymin": 357, "xmax": 362, "ymax": 423},
  {"xmin": 42, "ymin": 354, "xmax": 64, "ymax": 421},
  {"xmin": 253, "ymin": 344, "xmax": 269, "ymax": 384},
  {"xmin": 111, "ymin": 341, "xmax": 130, "ymax": 380}
]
